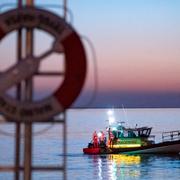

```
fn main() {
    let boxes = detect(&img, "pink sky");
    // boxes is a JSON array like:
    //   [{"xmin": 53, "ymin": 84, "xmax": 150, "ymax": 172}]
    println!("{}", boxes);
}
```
[{"xmin": 0, "ymin": 0, "xmax": 180, "ymax": 107}]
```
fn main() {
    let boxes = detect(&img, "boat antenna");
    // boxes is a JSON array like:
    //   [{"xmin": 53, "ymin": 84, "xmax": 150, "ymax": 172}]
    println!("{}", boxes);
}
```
[{"xmin": 122, "ymin": 104, "xmax": 129, "ymax": 127}]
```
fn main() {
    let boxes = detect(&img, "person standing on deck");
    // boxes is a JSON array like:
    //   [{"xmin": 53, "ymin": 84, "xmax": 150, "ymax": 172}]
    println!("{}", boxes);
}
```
[
  {"xmin": 100, "ymin": 131, "xmax": 106, "ymax": 145},
  {"xmin": 93, "ymin": 131, "xmax": 98, "ymax": 147},
  {"xmin": 109, "ymin": 131, "xmax": 114, "ymax": 148}
]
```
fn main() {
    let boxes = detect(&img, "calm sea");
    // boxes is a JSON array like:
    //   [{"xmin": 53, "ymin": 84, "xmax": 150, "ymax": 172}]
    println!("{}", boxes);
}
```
[{"xmin": 0, "ymin": 108, "xmax": 180, "ymax": 180}]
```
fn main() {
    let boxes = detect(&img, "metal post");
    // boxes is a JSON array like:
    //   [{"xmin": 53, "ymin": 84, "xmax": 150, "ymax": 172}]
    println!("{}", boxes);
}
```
[
  {"xmin": 0, "ymin": 0, "xmax": 70, "ymax": 179},
  {"xmin": 63, "ymin": 1, "xmax": 67, "ymax": 179},
  {"xmin": 24, "ymin": 0, "xmax": 34, "ymax": 180},
  {"xmin": 63, "ymin": 112, "xmax": 67, "ymax": 180},
  {"xmin": 15, "ymin": 1, "xmax": 23, "ymax": 180}
]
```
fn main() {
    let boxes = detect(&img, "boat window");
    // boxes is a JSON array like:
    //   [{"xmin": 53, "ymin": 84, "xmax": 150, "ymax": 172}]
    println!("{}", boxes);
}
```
[
  {"xmin": 133, "ymin": 131, "xmax": 139, "ymax": 137},
  {"xmin": 128, "ymin": 131, "xmax": 136, "ymax": 138},
  {"xmin": 117, "ymin": 131, "xmax": 124, "ymax": 138},
  {"xmin": 138, "ymin": 128, "xmax": 152, "ymax": 137},
  {"xmin": 123, "ymin": 130, "xmax": 128, "ymax": 137},
  {"xmin": 143, "ymin": 129, "xmax": 148, "ymax": 135}
]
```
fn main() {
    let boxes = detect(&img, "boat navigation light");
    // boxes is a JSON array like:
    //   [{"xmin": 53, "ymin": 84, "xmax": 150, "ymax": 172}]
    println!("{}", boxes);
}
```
[
  {"xmin": 112, "ymin": 127, "xmax": 117, "ymax": 131},
  {"xmin": 109, "ymin": 116, "xmax": 115, "ymax": 125},
  {"xmin": 97, "ymin": 132, "xmax": 102, "ymax": 138},
  {"xmin": 107, "ymin": 109, "xmax": 114, "ymax": 116}
]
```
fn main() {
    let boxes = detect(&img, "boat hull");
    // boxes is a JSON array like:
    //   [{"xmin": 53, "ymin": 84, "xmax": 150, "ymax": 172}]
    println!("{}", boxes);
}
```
[
  {"xmin": 112, "ymin": 140, "xmax": 180, "ymax": 154},
  {"xmin": 83, "ymin": 147, "xmax": 101, "ymax": 154},
  {"xmin": 83, "ymin": 140, "xmax": 180, "ymax": 155}
]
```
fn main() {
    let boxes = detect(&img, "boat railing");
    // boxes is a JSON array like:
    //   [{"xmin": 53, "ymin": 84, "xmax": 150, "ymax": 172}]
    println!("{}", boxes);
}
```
[
  {"xmin": 147, "ymin": 135, "xmax": 155, "ymax": 144},
  {"xmin": 162, "ymin": 130, "xmax": 180, "ymax": 142},
  {"xmin": 149, "ymin": 135, "xmax": 155, "ymax": 140}
]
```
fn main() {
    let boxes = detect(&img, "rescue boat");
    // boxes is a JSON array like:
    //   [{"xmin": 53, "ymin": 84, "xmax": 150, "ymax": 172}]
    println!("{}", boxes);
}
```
[{"xmin": 83, "ymin": 110, "xmax": 180, "ymax": 155}]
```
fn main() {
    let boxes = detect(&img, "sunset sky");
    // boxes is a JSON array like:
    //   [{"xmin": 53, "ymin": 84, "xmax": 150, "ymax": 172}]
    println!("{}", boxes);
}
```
[{"xmin": 0, "ymin": 0, "xmax": 180, "ymax": 107}]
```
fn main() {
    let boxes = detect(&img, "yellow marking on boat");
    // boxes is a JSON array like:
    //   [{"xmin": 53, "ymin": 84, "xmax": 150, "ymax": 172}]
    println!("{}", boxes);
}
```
[{"xmin": 108, "ymin": 144, "xmax": 141, "ymax": 148}]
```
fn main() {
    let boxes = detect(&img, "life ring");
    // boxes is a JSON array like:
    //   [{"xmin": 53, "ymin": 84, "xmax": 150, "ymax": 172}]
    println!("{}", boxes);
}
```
[{"xmin": 0, "ymin": 7, "xmax": 87, "ymax": 122}]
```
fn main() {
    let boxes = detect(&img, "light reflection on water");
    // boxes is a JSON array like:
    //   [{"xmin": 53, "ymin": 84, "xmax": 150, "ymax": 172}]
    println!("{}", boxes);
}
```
[
  {"xmin": 66, "ymin": 108, "xmax": 180, "ymax": 180},
  {"xmin": 72, "ymin": 154, "xmax": 180, "ymax": 180},
  {"xmin": 85, "ymin": 154, "xmax": 141, "ymax": 180},
  {"xmin": 108, "ymin": 154, "xmax": 141, "ymax": 180},
  {"xmin": 0, "ymin": 108, "xmax": 180, "ymax": 179}
]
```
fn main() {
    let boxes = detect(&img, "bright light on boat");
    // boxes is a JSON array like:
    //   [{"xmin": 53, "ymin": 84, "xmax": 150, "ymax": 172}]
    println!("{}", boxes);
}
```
[
  {"xmin": 109, "ymin": 116, "xmax": 115, "ymax": 125},
  {"xmin": 112, "ymin": 127, "xmax": 117, "ymax": 131},
  {"xmin": 98, "ymin": 132, "xmax": 102, "ymax": 138},
  {"xmin": 107, "ymin": 109, "xmax": 114, "ymax": 116}
]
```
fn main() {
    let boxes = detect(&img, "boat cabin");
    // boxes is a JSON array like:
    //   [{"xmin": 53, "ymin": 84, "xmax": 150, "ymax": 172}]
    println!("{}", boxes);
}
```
[
  {"xmin": 107, "ymin": 125, "xmax": 153, "ymax": 148},
  {"xmin": 109, "ymin": 125, "xmax": 152, "ymax": 139}
]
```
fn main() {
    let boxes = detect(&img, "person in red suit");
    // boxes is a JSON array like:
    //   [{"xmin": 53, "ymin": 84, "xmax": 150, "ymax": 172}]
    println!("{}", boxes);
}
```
[
  {"xmin": 109, "ymin": 131, "xmax": 114, "ymax": 148},
  {"xmin": 93, "ymin": 131, "xmax": 98, "ymax": 147}
]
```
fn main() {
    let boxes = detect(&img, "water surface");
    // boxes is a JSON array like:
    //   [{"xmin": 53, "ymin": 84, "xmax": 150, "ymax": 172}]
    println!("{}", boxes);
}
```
[{"xmin": 0, "ymin": 108, "xmax": 180, "ymax": 179}]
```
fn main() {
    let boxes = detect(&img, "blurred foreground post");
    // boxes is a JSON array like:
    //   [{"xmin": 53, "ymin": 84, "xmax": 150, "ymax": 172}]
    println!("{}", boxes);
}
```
[
  {"xmin": 24, "ymin": 0, "xmax": 33, "ymax": 180},
  {"xmin": 15, "ymin": 1, "xmax": 22, "ymax": 180}
]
